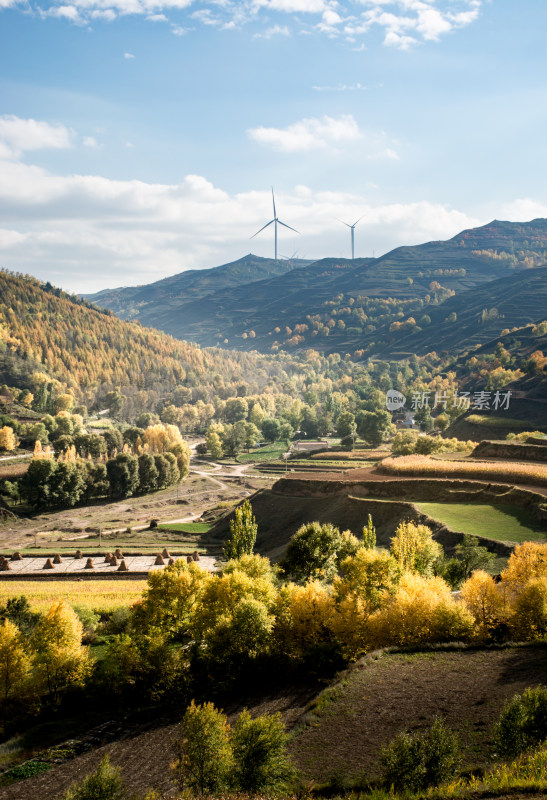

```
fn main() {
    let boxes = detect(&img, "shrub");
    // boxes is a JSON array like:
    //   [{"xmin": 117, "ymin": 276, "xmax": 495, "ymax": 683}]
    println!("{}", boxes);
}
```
[
  {"xmin": 59, "ymin": 755, "xmax": 127, "ymax": 799},
  {"xmin": 381, "ymin": 717, "xmax": 460, "ymax": 792},
  {"xmin": 493, "ymin": 686, "xmax": 547, "ymax": 758},
  {"xmin": 231, "ymin": 708, "xmax": 294, "ymax": 792},
  {"xmin": 171, "ymin": 700, "xmax": 233, "ymax": 794}
]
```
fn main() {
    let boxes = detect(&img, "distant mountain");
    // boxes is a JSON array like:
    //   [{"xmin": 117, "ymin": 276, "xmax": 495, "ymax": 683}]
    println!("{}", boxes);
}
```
[
  {"xmin": 379, "ymin": 267, "xmax": 547, "ymax": 358},
  {"xmin": 86, "ymin": 219, "xmax": 547, "ymax": 356},
  {"xmin": 84, "ymin": 254, "xmax": 311, "ymax": 321}
]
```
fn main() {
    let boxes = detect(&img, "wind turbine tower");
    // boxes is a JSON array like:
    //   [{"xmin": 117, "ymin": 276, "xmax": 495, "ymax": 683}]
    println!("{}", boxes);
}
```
[
  {"xmin": 338, "ymin": 216, "xmax": 363, "ymax": 260},
  {"xmin": 251, "ymin": 188, "xmax": 298, "ymax": 261}
]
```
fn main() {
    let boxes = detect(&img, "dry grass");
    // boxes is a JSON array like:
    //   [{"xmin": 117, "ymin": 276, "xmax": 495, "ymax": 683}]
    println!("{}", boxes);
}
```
[
  {"xmin": 0, "ymin": 579, "xmax": 146, "ymax": 612},
  {"xmin": 378, "ymin": 454, "xmax": 547, "ymax": 486}
]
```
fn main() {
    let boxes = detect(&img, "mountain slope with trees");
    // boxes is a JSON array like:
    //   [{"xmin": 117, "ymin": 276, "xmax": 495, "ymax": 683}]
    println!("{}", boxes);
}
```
[{"xmin": 86, "ymin": 218, "xmax": 547, "ymax": 357}]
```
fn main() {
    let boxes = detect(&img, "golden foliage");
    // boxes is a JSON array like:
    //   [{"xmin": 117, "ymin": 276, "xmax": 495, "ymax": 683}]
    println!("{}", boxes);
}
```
[
  {"xmin": 367, "ymin": 573, "xmax": 474, "ymax": 648},
  {"xmin": 380, "ymin": 454, "xmax": 547, "ymax": 486}
]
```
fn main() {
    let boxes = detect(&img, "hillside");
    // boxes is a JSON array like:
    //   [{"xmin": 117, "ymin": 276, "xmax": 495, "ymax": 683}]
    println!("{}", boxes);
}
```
[
  {"xmin": 84, "ymin": 254, "xmax": 311, "ymax": 321},
  {"xmin": 380, "ymin": 267, "xmax": 547, "ymax": 357},
  {"xmin": 0, "ymin": 270, "xmax": 308, "ymax": 415},
  {"xmin": 2, "ymin": 645, "xmax": 545, "ymax": 798},
  {"xmin": 86, "ymin": 219, "xmax": 547, "ymax": 355}
]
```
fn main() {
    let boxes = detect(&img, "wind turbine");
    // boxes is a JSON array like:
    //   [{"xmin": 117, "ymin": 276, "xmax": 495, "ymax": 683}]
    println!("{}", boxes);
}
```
[
  {"xmin": 251, "ymin": 188, "xmax": 298, "ymax": 261},
  {"xmin": 338, "ymin": 215, "xmax": 363, "ymax": 260}
]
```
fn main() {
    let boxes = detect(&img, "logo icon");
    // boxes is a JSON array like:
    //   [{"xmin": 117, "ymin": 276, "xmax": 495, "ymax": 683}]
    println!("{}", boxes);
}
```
[{"xmin": 386, "ymin": 389, "xmax": 406, "ymax": 411}]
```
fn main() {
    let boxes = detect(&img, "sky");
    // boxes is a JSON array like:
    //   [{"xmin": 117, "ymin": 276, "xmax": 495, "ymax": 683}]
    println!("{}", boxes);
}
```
[{"xmin": 1, "ymin": 0, "xmax": 547, "ymax": 293}]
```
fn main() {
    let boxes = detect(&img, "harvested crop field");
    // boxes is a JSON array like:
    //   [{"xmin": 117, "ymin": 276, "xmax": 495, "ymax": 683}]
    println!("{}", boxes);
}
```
[
  {"xmin": 0, "ymin": 579, "xmax": 147, "ymax": 612},
  {"xmin": 292, "ymin": 645, "xmax": 547, "ymax": 782},
  {"xmin": 1, "ymin": 646, "xmax": 546, "ymax": 799}
]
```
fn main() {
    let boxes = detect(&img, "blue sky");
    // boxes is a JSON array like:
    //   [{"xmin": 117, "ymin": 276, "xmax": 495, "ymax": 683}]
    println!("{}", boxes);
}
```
[{"xmin": 1, "ymin": 0, "xmax": 546, "ymax": 292}]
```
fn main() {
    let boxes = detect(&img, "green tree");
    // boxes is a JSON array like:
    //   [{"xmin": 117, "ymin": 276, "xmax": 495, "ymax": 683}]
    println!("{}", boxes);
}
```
[
  {"xmin": 20, "ymin": 458, "xmax": 56, "ymax": 510},
  {"xmin": 172, "ymin": 700, "xmax": 233, "ymax": 794},
  {"xmin": 280, "ymin": 522, "xmax": 344, "ymax": 582},
  {"xmin": 231, "ymin": 709, "xmax": 293, "ymax": 792},
  {"xmin": 224, "ymin": 500, "xmax": 258, "ymax": 560},
  {"xmin": 454, "ymin": 535, "xmax": 496, "ymax": 580},
  {"xmin": 381, "ymin": 717, "xmax": 460, "ymax": 793},
  {"xmin": 261, "ymin": 418, "xmax": 281, "ymax": 442},
  {"xmin": 137, "ymin": 453, "xmax": 159, "ymax": 494},
  {"xmin": 493, "ymin": 686, "xmax": 547, "ymax": 757},
  {"xmin": 336, "ymin": 411, "xmax": 356, "ymax": 440},
  {"xmin": 357, "ymin": 410, "xmax": 391, "ymax": 446},
  {"xmin": 106, "ymin": 453, "xmax": 139, "ymax": 499},
  {"xmin": 59, "ymin": 755, "xmax": 127, "ymax": 800},
  {"xmin": 206, "ymin": 429, "xmax": 224, "ymax": 459}
]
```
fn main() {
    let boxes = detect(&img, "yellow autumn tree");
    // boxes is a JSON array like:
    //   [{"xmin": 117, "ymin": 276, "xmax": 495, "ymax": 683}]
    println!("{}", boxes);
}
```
[
  {"xmin": 272, "ymin": 581, "xmax": 334, "ymax": 662},
  {"xmin": 460, "ymin": 569, "xmax": 507, "ymax": 639},
  {"xmin": 501, "ymin": 542, "xmax": 547, "ymax": 593},
  {"xmin": 331, "ymin": 549, "xmax": 400, "ymax": 659},
  {"xmin": 0, "ymin": 619, "xmax": 31, "ymax": 702},
  {"xmin": 390, "ymin": 521, "xmax": 442, "ymax": 576},
  {"xmin": 31, "ymin": 601, "xmax": 91, "ymax": 701},
  {"xmin": 192, "ymin": 568, "xmax": 277, "ymax": 642},
  {"xmin": 135, "ymin": 559, "xmax": 211, "ymax": 640},
  {"xmin": 509, "ymin": 577, "xmax": 547, "ymax": 641},
  {"xmin": 0, "ymin": 426, "xmax": 17, "ymax": 452},
  {"xmin": 367, "ymin": 573, "xmax": 473, "ymax": 648}
]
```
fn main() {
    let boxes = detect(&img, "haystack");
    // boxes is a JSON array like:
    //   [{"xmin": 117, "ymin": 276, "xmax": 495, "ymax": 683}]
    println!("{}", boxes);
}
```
[
  {"xmin": 186, "ymin": 555, "xmax": 193, "ymax": 564},
  {"xmin": 192, "ymin": 551, "xmax": 200, "ymax": 562},
  {"xmin": 11, "ymin": 552, "xmax": 23, "ymax": 561},
  {"xmin": 115, "ymin": 549, "xmax": 124, "ymax": 559},
  {"xmin": 154, "ymin": 554, "xmax": 165, "ymax": 565},
  {"xmin": 43, "ymin": 558, "xmax": 54, "ymax": 569},
  {"xmin": 168, "ymin": 558, "xmax": 175, "ymax": 566},
  {"xmin": 53, "ymin": 553, "xmax": 63, "ymax": 564},
  {"xmin": 84, "ymin": 558, "xmax": 94, "ymax": 569},
  {"xmin": 117, "ymin": 560, "xmax": 129, "ymax": 572},
  {"xmin": 0, "ymin": 557, "xmax": 12, "ymax": 571},
  {"xmin": 104, "ymin": 553, "xmax": 113, "ymax": 563},
  {"xmin": 110, "ymin": 555, "xmax": 118, "ymax": 566},
  {"xmin": 75, "ymin": 550, "xmax": 83, "ymax": 559},
  {"xmin": 162, "ymin": 548, "xmax": 170, "ymax": 558}
]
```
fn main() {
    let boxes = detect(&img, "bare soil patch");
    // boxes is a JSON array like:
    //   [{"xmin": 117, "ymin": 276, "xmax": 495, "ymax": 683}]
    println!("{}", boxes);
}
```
[{"xmin": 291, "ymin": 645, "xmax": 547, "ymax": 782}]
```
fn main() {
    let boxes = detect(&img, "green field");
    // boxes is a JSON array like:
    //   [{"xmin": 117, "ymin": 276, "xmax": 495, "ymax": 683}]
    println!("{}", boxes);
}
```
[
  {"xmin": 236, "ymin": 440, "xmax": 289, "ymax": 463},
  {"xmin": 466, "ymin": 414, "xmax": 530, "ymax": 429},
  {"xmin": 157, "ymin": 522, "xmax": 210, "ymax": 533},
  {"xmin": 415, "ymin": 502, "xmax": 547, "ymax": 543}
]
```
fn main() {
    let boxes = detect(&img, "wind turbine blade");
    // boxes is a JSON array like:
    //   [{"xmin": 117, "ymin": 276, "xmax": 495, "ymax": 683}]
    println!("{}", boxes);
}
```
[
  {"xmin": 277, "ymin": 220, "xmax": 299, "ymax": 234},
  {"xmin": 352, "ymin": 215, "xmax": 365, "ymax": 228},
  {"xmin": 271, "ymin": 187, "xmax": 277, "ymax": 219},
  {"xmin": 250, "ymin": 219, "xmax": 275, "ymax": 239},
  {"xmin": 336, "ymin": 218, "xmax": 351, "ymax": 228}
]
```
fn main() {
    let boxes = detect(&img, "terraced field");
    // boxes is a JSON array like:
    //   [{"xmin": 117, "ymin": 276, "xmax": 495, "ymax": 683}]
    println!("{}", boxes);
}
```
[{"xmin": 415, "ymin": 502, "xmax": 547, "ymax": 543}]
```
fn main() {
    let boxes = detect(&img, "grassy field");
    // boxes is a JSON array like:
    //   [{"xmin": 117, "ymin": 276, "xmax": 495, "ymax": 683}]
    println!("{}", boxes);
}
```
[
  {"xmin": 157, "ymin": 521, "xmax": 210, "ymax": 533},
  {"xmin": 0, "ymin": 580, "xmax": 146, "ymax": 613},
  {"xmin": 236, "ymin": 440, "xmax": 289, "ymax": 463},
  {"xmin": 380, "ymin": 454, "xmax": 547, "ymax": 486},
  {"xmin": 415, "ymin": 502, "xmax": 547, "ymax": 543}
]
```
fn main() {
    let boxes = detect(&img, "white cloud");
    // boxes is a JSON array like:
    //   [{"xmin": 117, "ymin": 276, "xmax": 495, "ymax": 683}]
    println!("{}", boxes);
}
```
[
  {"xmin": 248, "ymin": 114, "xmax": 363, "ymax": 152},
  {"xmin": 500, "ymin": 198, "xmax": 547, "ymax": 221},
  {"xmin": 253, "ymin": 24, "xmax": 290, "ymax": 38},
  {"xmin": 0, "ymin": 152, "xmax": 483, "ymax": 292},
  {"xmin": 0, "ymin": 115, "xmax": 75, "ymax": 159},
  {"xmin": 312, "ymin": 82, "xmax": 371, "ymax": 91},
  {"xmin": 1, "ymin": 0, "xmax": 482, "ymax": 46},
  {"xmin": 83, "ymin": 136, "xmax": 99, "ymax": 147},
  {"xmin": 124, "ymin": 51, "xmax": 135, "ymax": 58}
]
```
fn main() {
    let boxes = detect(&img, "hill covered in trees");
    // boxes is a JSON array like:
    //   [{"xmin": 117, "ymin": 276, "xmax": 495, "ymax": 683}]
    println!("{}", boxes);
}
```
[{"xmin": 86, "ymin": 219, "xmax": 547, "ymax": 358}]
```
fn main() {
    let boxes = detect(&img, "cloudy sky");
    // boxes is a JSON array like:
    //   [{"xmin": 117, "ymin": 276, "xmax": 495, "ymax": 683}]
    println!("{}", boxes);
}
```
[{"xmin": 1, "ymin": 0, "xmax": 546, "ymax": 292}]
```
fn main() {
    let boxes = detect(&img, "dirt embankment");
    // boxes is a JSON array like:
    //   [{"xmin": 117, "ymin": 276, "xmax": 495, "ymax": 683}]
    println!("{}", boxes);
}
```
[
  {"xmin": 209, "ymin": 476, "xmax": 547, "ymax": 560},
  {"xmin": 472, "ymin": 440, "xmax": 547, "ymax": 462}
]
